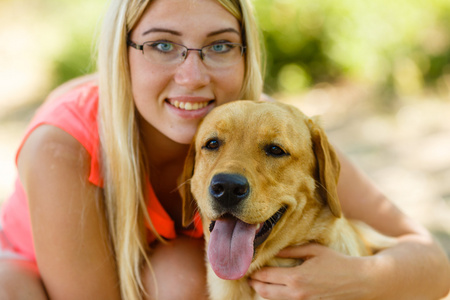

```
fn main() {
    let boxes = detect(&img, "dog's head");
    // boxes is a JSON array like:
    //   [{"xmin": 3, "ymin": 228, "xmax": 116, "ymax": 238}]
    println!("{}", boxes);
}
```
[{"xmin": 180, "ymin": 100, "xmax": 341, "ymax": 280}]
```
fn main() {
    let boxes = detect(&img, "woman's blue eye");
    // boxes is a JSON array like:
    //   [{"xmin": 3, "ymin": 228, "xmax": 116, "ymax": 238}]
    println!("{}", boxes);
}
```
[
  {"xmin": 211, "ymin": 43, "xmax": 231, "ymax": 53},
  {"xmin": 154, "ymin": 42, "xmax": 174, "ymax": 52}
]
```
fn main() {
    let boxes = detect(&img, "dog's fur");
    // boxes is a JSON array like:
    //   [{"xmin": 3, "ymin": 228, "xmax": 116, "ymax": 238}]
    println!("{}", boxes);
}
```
[{"xmin": 180, "ymin": 101, "xmax": 392, "ymax": 300}]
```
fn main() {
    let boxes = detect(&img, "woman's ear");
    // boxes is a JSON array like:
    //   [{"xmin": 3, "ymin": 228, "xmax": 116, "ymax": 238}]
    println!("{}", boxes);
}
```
[
  {"xmin": 308, "ymin": 117, "xmax": 342, "ymax": 218},
  {"xmin": 179, "ymin": 140, "xmax": 198, "ymax": 227}
]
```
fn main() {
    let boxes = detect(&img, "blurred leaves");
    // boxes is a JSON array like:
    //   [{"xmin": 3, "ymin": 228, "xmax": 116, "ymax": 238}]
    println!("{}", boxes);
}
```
[
  {"xmin": 255, "ymin": 0, "xmax": 450, "ymax": 98},
  {"xmin": 41, "ymin": 0, "xmax": 104, "ymax": 87},
  {"xmin": 0, "ymin": 0, "xmax": 103, "ymax": 93}
]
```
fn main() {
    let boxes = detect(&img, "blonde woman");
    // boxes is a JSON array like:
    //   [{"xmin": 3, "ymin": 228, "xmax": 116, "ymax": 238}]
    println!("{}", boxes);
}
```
[{"xmin": 0, "ymin": 0, "xmax": 449, "ymax": 299}]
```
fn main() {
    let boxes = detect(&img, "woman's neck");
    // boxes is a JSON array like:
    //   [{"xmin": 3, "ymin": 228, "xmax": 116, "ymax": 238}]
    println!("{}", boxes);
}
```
[
  {"xmin": 138, "ymin": 117, "xmax": 190, "ymax": 171},
  {"xmin": 138, "ymin": 118, "xmax": 191, "ymax": 228}
]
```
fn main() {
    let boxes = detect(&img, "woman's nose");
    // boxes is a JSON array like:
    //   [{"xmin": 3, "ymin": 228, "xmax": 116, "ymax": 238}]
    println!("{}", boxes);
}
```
[{"xmin": 173, "ymin": 52, "xmax": 211, "ymax": 90}]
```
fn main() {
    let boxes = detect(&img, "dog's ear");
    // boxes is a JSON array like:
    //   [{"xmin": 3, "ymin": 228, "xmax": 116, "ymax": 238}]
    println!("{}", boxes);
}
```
[
  {"xmin": 179, "ymin": 140, "xmax": 198, "ymax": 227},
  {"xmin": 308, "ymin": 117, "xmax": 342, "ymax": 218}
]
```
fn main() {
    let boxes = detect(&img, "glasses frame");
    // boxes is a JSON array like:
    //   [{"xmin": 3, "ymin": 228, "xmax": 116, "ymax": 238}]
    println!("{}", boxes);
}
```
[{"xmin": 127, "ymin": 39, "xmax": 246, "ymax": 66}]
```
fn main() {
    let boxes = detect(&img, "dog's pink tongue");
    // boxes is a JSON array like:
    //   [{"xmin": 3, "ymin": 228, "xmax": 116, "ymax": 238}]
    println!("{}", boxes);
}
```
[{"xmin": 208, "ymin": 218, "xmax": 257, "ymax": 280}]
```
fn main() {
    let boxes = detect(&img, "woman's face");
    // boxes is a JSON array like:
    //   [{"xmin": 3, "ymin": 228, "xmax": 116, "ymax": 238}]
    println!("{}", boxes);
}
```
[{"xmin": 128, "ymin": 0, "xmax": 245, "ymax": 144}]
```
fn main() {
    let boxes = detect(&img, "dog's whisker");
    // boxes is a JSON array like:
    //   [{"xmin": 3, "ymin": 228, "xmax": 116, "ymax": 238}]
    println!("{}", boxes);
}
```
[
  {"xmin": 315, "ymin": 181, "xmax": 339, "ymax": 205},
  {"xmin": 173, "ymin": 178, "xmax": 192, "ymax": 193}
]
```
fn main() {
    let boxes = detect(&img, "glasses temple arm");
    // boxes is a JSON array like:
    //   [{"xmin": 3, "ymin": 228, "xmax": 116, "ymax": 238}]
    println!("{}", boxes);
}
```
[{"xmin": 127, "ymin": 39, "xmax": 144, "ymax": 51}]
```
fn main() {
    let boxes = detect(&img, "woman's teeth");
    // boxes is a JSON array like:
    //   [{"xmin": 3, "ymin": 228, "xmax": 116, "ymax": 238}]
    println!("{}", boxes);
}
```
[{"xmin": 171, "ymin": 100, "xmax": 209, "ymax": 111}]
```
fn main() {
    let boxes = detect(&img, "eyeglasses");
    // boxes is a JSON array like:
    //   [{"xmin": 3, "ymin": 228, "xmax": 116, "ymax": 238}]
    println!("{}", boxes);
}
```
[{"xmin": 127, "ymin": 40, "xmax": 246, "ymax": 68}]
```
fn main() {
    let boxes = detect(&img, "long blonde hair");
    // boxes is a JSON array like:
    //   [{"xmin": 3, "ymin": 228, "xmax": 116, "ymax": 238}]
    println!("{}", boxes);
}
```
[{"xmin": 97, "ymin": 0, "xmax": 263, "ymax": 299}]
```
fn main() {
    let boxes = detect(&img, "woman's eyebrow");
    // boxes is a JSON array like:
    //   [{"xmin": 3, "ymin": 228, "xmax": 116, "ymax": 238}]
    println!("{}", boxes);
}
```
[
  {"xmin": 141, "ymin": 27, "xmax": 240, "ymax": 37},
  {"xmin": 142, "ymin": 28, "xmax": 181, "ymax": 36},
  {"xmin": 207, "ymin": 28, "xmax": 240, "ymax": 37}
]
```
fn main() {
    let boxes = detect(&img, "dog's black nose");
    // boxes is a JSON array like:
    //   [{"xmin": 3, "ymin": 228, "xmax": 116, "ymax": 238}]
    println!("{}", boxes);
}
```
[{"xmin": 209, "ymin": 173, "xmax": 249, "ymax": 208}]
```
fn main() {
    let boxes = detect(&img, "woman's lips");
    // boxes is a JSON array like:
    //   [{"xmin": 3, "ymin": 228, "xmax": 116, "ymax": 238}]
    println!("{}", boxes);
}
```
[
  {"xmin": 165, "ymin": 97, "xmax": 214, "ymax": 119},
  {"xmin": 169, "ymin": 99, "xmax": 210, "ymax": 111}
]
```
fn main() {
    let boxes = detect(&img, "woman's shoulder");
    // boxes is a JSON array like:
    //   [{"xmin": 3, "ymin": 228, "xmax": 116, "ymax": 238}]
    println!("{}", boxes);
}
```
[
  {"xmin": 17, "ymin": 124, "xmax": 92, "ymax": 188},
  {"xmin": 16, "ymin": 75, "xmax": 102, "ymax": 185},
  {"xmin": 40, "ymin": 76, "xmax": 99, "ymax": 124},
  {"xmin": 36, "ymin": 74, "xmax": 99, "ymax": 123}
]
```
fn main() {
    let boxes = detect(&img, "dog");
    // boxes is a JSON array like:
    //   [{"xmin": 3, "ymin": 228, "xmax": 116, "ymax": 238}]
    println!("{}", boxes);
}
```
[{"xmin": 180, "ymin": 100, "xmax": 393, "ymax": 300}]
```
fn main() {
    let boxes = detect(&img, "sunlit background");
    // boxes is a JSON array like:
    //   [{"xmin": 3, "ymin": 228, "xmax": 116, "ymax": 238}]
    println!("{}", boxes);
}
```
[{"xmin": 1, "ymin": 0, "xmax": 449, "ymax": 277}]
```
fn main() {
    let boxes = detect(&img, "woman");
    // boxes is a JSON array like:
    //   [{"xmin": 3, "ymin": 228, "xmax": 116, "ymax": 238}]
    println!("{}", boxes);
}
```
[{"xmin": 0, "ymin": 0, "xmax": 448, "ymax": 299}]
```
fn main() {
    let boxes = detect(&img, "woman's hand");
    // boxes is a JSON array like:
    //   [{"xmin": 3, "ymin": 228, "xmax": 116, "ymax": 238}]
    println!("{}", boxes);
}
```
[{"xmin": 248, "ymin": 243, "xmax": 374, "ymax": 300}]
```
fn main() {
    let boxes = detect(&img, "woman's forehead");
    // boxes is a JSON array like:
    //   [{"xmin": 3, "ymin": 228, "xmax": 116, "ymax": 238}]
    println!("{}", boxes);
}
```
[{"xmin": 133, "ymin": 0, "xmax": 241, "ymax": 39}]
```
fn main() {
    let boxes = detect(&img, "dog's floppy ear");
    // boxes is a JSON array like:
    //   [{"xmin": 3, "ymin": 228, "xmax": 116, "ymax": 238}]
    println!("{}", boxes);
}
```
[
  {"xmin": 308, "ymin": 117, "xmax": 342, "ymax": 218},
  {"xmin": 179, "ymin": 140, "xmax": 198, "ymax": 227}
]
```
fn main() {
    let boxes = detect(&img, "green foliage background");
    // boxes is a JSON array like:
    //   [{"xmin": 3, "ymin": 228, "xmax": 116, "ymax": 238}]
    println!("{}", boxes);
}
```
[{"xmin": 255, "ymin": 0, "xmax": 450, "ymax": 97}]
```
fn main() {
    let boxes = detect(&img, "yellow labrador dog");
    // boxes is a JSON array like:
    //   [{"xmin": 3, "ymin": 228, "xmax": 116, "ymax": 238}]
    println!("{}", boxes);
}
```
[{"xmin": 180, "ymin": 100, "xmax": 391, "ymax": 300}]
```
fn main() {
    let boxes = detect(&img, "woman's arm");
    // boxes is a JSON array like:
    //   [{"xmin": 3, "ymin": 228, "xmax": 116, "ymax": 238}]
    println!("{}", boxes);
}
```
[
  {"xmin": 336, "ymin": 149, "xmax": 450, "ymax": 299},
  {"xmin": 249, "ymin": 149, "xmax": 450, "ymax": 299},
  {"xmin": 18, "ymin": 125, "xmax": 121, "ymax": 300}
]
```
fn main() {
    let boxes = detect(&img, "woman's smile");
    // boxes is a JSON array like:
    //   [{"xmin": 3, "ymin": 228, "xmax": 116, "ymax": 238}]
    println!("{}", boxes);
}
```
[{"xmin": 165, "ymin": 96, "xmax": 215, "ymax": 119}]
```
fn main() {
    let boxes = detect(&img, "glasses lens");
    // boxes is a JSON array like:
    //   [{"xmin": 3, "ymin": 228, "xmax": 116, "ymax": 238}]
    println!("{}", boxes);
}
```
[
  {"xmin": 203, "ymin": 43, "xmax": 244, "ymax": 68},
  {"xmin": 143, "ymin": 42, "xmax": 184, "ymax": 65}
]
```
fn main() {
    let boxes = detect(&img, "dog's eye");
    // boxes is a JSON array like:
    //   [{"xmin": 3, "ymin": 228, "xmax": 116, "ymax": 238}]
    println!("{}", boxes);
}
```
[
  {"xmin": 203, "ymin": 139, "xmax": 221, "ymax": 150},
  {"xmin": 265, "ymin": 144, "xmax": 288, "ymax": 157}
]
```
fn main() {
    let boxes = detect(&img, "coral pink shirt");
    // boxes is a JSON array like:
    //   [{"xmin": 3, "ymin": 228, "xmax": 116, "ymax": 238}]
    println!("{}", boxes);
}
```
[{"xmin": 0, "ymin": 82, "xmax": 203, "ymax": 261}]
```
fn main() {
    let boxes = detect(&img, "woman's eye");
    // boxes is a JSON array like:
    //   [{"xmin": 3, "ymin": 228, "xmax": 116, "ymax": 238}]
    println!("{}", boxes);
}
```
[
  {"xmin": 153, "ymin": 42, "xmax": 174, "ymax": 52},
  {"xmin": 203, "ymin": 139, "xmax": 221, "ymax": 150},
  {"xmin": 211, "ymin": 43, "xmax": 232, "ymax": 53},
  {"xmin": 265, "ymin": 144, "xmax": 288, "ymax": 157}
]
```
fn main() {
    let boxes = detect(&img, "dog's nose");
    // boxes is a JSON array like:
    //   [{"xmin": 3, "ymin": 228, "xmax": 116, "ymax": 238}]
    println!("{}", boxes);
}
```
[{"xmin": 209, "ymin": 173, "xmax": 249, "ymax": 208}]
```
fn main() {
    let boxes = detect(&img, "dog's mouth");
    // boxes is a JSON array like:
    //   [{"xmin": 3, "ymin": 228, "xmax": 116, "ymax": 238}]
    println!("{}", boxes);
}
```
[
  {"xmin": 207, "ymin": 206, "xmax": 287, "ymax": 280},
  {"xmin": 253, "ymin": 206, "xmax": 287, "ymax": 249},
  {"xmin": 208, "ymin": 206, "xmax": 287, "ymax": 249}
]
